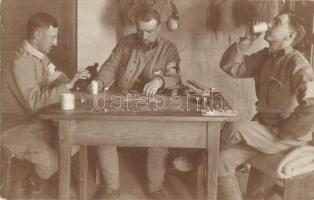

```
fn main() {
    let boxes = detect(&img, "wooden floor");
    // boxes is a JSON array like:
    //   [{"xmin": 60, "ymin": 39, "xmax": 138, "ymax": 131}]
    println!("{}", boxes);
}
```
[
  {"xmin": 5, "ymin": 149, "xmax": 314, "ymax": 200},
  {"xmin": 5, "ymin": 147, "xmax": 250, "ymax": 200},
  {"xmin": 114, "ymin": 147, "xmax": 196, "ymax": 200}
]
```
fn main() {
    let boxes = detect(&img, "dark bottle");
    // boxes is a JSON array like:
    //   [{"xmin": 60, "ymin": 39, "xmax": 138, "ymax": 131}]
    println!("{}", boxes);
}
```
[{"xmin": 73, "ymin": 63, "xmax": 99, "ymax": 92}]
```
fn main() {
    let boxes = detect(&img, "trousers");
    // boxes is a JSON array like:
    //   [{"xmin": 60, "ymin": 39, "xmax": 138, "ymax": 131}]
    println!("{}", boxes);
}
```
[
  {"xmin": 98, "ymin": 146, "xmax": 168, "ymax": 192},
  {"xmin": 0, "ymin": 120, "xmax": 79, "ymax": 179},
  {"xmin": 218, "ymin": 120, "xmax": 312, "ymax": 177},
  {"xmin": 70, "ymin": 120, "xmax": 169, "ymax": 192}
]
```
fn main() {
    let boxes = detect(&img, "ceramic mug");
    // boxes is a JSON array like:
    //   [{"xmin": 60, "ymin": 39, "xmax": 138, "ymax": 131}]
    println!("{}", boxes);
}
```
[{"xmin": 61, "ymin": 93, "xmax": 75, "ymax": 111}]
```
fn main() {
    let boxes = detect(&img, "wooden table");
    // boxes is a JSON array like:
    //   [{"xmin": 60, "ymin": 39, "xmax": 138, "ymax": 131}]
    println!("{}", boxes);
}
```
[{"xmin": 39, "ymin": 92, "xmax": 239, "ymax": 200}]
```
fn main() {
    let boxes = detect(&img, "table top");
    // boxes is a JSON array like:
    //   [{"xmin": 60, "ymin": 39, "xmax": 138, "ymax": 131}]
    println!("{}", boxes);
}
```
[{"xmin": 39, "ymin": 91, "xmax": 239, "ymax": 122}]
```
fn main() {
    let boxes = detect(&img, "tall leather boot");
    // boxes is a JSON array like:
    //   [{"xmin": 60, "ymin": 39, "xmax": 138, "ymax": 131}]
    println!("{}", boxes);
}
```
[{"xmin": 218, "ymin": 175, "xmax": 243, "ymax": 200}]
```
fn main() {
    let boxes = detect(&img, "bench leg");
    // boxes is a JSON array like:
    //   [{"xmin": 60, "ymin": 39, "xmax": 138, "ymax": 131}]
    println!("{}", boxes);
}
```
[
  {"xmin": 246, "ymin": 168, "xmax": 277, "ymax": 199},
  {"xmin": 196, "ymin": 161, "xmax": 206, "ymax": 200},
  {"xmin": 0, "ymin": 148, "xmax": 12, "ymax": 198},
  {"xmin": 79, "ymin": 146, "xmax": 88, "ymax": 200}
]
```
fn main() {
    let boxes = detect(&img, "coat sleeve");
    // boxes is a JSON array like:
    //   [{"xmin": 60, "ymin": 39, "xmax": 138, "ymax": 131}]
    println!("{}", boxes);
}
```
[
  {"xmin": 96, "ymin": 41, "xmax": 124, "ymax": 89},
  {"xmin": 220, "ymin": 42, "xmax": 268, "ymax": 78},
  {"xmin": 277, "ymin": 56, "xmax": 314, "ymax": 140},
  {"xmin": 154, "ymin": 43, "xmax": 181, "ymax": 89},
  {"xmin": 13, "ymin": 59, "xmax": 69, "ymax": 113},
  {"xmin": 49, "ymin": 72, "xmax": 70, "ymax": 88}
]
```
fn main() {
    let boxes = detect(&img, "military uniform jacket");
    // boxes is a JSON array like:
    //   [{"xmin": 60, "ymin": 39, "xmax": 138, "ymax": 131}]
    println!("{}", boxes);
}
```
[
  {"xmin": 1, "ymin": 41, "xmax": 69, "ymax": 131},
  {"xmin": 220, "ymin": 43, "xmax": 314, "ymax": 141},
  {"xmin": 96, "ymin": 33, "xmax": 181, "ymax": 91}
]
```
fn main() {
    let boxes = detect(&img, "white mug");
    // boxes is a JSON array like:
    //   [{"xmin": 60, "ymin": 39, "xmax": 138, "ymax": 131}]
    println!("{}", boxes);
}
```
[
  {"xmin": 252, "ymin": 22, "xmax": 268, "ymax": 33},
  {"xmin": 61, "ymin": 93, "xmax": 75, "ymax": 111},
  {"xmin": 304, "ymin": 82, "xmax": 314, "ymax": 99},
  {"xmin": 91, "ymin": 80, "xmax": 99, "ymax": 95}
]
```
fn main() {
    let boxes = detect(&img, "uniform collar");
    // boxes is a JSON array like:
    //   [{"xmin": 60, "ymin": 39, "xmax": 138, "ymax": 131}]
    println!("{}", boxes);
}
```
[
  {"xmin": 268, "ymin": 46, "xmax": 294, "ymax": 58},
  {"xmin": 23, "ymin": 40, "xmax": 45, "ymax": 60}
]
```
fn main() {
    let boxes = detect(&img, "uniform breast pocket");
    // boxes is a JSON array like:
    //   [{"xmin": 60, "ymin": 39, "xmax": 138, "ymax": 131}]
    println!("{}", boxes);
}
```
[{"xmin": 267, "ymin": 77, "xmax": 290, "ymax": 109}]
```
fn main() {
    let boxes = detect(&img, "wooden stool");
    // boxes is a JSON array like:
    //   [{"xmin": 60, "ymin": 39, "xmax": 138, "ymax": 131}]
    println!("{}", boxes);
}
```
[
  {"xmin": 247, "ymin": 167, "xmax": 314, "ymax": 200},
  {"xmin": 247, "ymin": 133, "xmax": 314, "ymax": 200}
]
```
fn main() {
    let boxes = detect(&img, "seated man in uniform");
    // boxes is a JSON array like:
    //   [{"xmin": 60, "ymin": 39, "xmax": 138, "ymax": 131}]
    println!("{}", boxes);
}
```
[
  {"xmin": 0, "ymin": 13, "xmax": 91, "ymax": 198},
  {"xmin": 91, "ymin": 7, "xmax": 180, "ymax": 200},
  {"xmin": 218, "ymin": 10, "xmax": 314, "ymax": 200}
]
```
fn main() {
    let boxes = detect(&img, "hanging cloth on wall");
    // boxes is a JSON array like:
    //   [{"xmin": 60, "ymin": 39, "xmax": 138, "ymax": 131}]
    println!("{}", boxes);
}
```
[
  {"xmin": 119, "ymin": 0, "xmax": 174, "ymax": 24},
  {"xmin": 251, "ymin": 0, "xmax": 285, "ymax": 22},
  {"xmin": 207, "ymin": 0, "xmax": 285, "ymax": 33}
]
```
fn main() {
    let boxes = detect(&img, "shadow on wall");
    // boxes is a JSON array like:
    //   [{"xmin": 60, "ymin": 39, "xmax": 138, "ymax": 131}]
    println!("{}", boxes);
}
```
[
  {"xmin": 1, "ymin": 0, "xmax": 32, "ymax": 54},
  {"xmin": 99, "ymin": 0, "xmax": 122, "ymax": 41},
  {"xmin": 100, "ymin": 0, "xmax": 118, "ymax": 30},
  {"xmin": 118, "ymin": 0, "xmax": 173, "ymax": 24},
  {"xmin": 1, "ymin": 0, "xmax": 77, "ymax": 76},
  {"xmin": 116, "ymin": 0, "xmax": 177, "ymax": 37},
  {"xmin": 206, "ymin": 0, "xmax": 285, "ymax": 34}
]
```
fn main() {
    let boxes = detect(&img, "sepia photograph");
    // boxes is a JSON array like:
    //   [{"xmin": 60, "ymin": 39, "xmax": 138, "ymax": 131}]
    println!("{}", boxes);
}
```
[{"xmin": 0, "ymin": 0, "xmax": 314, "ymax": 200}]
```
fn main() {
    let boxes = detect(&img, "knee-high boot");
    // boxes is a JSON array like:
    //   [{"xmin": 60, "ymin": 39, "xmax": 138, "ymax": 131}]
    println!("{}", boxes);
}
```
[{"xmin": 218, "ymin": 175, "xmax": 243, "ymax": 200}]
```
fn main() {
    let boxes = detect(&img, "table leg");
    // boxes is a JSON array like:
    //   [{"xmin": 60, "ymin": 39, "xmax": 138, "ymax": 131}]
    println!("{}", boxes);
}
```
[
  {"xmin": 58, "ymin": 120, "xmax": 72, "ymax": 200},
  {"xmin": 79, "ymin": 146, "xmax": 88, "ymax": 200},
  {"xmin": 206, "ymin": 122, "xmax": 221, "ymax": 200},
  {"xmin": 196, "ymin": 159, "xmax": 206, "ymax": 200}
]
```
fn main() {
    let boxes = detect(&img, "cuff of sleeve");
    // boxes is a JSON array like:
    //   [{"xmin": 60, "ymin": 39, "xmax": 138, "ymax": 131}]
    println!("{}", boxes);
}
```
[
  {"xmin": 95, "ymin": 79, "xmax": 104, "ymax": 90},
  {"xmin": 58, "ymin": 73, "xmax": 70, "ymax": 83},
  {"xmin": 58, "ymin": 84, "xmax": 71, "ymax": 94},
  {"xmin": 154, "ymin": 76, "xmax": 164, "ymax": 89},
  {"xmin": 271, "ymin": 126, "xmax": 284, "ymax": 140},
  {"xmin": 155, "ymin": 75, "xmax": 179, "ymax": 89},
  {"xmin": 277, "ymin": 123, "xmax": 300, "ymax": 140},
  {"xmin": 65, "ymin": 83, "xmax": 72, "ymax": 90}
]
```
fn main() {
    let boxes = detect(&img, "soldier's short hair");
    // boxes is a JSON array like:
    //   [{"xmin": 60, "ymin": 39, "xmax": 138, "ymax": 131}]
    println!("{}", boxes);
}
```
[
  {"xmin": 135, "ymin": 7, "xmax": 161, "ymax": 25},
  {"xmin": 280, "ymin": 10, "xmax": 306, "ymax": 47},
  {"xmin": 27, "ymin": 12, "xmax": 58, "ymax": 39}
]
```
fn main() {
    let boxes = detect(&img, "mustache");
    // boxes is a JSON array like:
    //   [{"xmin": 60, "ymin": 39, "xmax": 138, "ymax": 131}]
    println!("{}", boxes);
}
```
[{"xmin": 139, "ymin": 40, "xmax": 155, "ymax": 47}]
